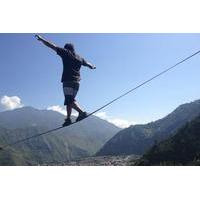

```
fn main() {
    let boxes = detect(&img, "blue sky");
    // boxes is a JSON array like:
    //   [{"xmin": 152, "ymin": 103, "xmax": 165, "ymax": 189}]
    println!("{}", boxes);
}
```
[{"xmin": 0, "ymin": 33, "xmax": 200, "ymax": 127}]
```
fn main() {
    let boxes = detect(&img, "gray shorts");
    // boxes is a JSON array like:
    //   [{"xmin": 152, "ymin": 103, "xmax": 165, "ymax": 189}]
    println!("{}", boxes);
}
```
[{"xmin": 63, "ymin": 81, "xmax": 80, "ymax": 105}]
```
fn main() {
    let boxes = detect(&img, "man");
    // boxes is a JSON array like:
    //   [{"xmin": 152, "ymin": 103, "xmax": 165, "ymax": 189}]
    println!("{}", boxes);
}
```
[{"xmin": 35, "ymin": 34, "xmax": 95, "ymax": 127}]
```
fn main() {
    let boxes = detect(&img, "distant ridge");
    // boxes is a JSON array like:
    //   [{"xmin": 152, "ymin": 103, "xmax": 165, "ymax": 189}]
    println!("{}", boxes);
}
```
[{"xmin": 97, "ymin": 99, "xmax": 200, "ymax": 156}]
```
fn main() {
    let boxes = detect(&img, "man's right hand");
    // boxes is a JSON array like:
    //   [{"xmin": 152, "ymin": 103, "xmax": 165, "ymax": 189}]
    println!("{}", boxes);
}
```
[
  {"xmin": 34, "ymin": 34, "xmax": 57, "ymax": 52},
  {"xmin": 35, "ymin": 34, "xmax": 43, "ymax": 41}
]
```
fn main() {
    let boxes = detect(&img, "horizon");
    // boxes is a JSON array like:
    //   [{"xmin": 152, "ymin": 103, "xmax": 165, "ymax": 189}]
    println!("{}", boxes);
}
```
[
  {"xmin": 0, "ymin": 97, "xmax": 199, "ymax": 128},
  {"xmin": 1, "ymin": 33, "xmax": 200, "ymax": 128}
]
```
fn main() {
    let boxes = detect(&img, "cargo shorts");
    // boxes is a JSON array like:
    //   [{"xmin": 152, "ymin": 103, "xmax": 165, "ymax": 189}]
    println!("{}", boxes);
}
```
[{"xmin": 63, "ymin": 81, "xmax": 80, "ymax": 105}]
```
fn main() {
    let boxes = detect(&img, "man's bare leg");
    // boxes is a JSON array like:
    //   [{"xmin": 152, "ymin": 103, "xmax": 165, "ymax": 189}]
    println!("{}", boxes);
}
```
[
  {"xmin": 72, "ymin": 101, "xmax": 88, "ymax": 121},
  {"xmin": 63, "ymin": 104, "xmax": 73, "ymax": 126},
  {"xmin": 66, "ymin": 101, "xmax": 83, "ymax": 118},
  {"xmin": 64, "ymin": 101, "xmax": 87, "ymax": 125},
  {"xmin": 71, "ymin": 101, "xmax": 84, "ymax": 114},
  {"xmin": 67, "ymin": 104, "xmax": 73, "ymax": 118}
]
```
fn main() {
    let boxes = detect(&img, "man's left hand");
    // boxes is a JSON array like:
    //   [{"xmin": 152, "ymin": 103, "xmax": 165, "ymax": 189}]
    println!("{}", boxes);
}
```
[{"xmin": 90, "ymin": 65, "xmax": 96, "ymax": 69}]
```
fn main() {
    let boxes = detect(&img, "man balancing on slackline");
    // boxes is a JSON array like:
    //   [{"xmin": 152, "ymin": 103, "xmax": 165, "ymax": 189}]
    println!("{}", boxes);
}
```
[{"xmin": 35, "ymin": 34, "xmax": 96, "ymax": 127}]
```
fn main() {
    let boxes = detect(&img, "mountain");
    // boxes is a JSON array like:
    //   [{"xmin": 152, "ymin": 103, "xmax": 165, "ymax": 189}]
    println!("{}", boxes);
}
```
[
  {"xmin": 0, "ymin": 107, "xmax": 120, "ymax": 165},
  {"xmin": 97, "ymin": 99, "xmax": 200, "ymax": 156},
  {"xmin": 134, "ymin": 115, "xmax": 200, "ymax": 166}
]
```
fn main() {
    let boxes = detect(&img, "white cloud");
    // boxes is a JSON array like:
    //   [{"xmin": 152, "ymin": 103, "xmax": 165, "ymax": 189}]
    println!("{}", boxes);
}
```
[
  {"xmin": 107, "ymin": 118, "xmax": 134, "ymax": 129},
  {"xmin": 95, "ymin": 112, "xmax": 135, "ymax": 128},
  {"xmin": 47, "ymin": 105, "xmax": 78, "ymax": 116},
  {"xmin": 47, "ymin": 105, "xmax": 67, "ymax": 116},
  {"xmin": 95, "ymin": 112, "xmax": 107, "ymax": 118},
  {"xmin": 0, "ymin": 95, "xmax": 24, "ymax": 110}
]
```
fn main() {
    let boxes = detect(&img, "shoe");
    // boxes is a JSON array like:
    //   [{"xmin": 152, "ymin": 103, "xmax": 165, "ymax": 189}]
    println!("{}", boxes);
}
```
[
  {"xmin": 62, "ymin": 118, "xmax": 72, "ymax": 127},
  {"xmin": 76, "ymin": 112, "xmax": 88, "ymax": 122}
]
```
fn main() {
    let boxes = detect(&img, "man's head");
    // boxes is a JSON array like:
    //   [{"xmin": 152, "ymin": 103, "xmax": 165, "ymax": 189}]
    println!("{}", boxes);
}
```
[{"xmin": 64, "ymin": 43, "xmax": 75, "ymax": 53}]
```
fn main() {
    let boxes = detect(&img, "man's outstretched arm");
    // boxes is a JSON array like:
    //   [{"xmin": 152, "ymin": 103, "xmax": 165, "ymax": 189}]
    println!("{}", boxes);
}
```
[
  {"xmin": 82, "ymin": 60, "xmax": 96, "ymax": 69},
  {"xmin": 35, "ymin": 34, "xmax": 57, "ymax": 51}
]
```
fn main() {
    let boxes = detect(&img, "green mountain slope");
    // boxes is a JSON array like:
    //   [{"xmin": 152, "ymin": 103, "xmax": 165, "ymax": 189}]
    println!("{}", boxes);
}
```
[
  {"xmin": 135, "ymin": 115, "xmax": 200, "ymax": 166},
  {"xmin": 97, "ymin": 99, "xmax": 200, "ymax": 156},
  {"xmin": 0, "ymin": 107, "xmax": 120, "ymax": 165}
]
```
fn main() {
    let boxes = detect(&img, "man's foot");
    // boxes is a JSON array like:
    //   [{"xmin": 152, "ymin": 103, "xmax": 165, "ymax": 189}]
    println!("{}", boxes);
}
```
[
  {"xmin": 62, "ymin": 118, "xmax": 72, "ymax": 127},
  {"xmin": 76, "ymin": 112, "xmax": 88, "ymax": 122}
]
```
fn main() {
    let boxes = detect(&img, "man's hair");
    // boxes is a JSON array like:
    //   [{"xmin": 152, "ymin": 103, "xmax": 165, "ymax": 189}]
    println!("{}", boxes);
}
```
[{"xmin": 64, "ymin": 43, "xmax": 75, "ymax": 53}]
